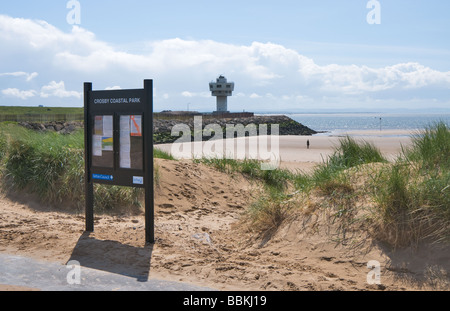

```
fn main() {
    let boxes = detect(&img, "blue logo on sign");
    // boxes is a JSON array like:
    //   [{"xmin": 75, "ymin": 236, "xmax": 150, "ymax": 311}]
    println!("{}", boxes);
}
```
[
  {"xmin": 93, "ymin": 174, "xmax": 114, "ymax": 181},
  {"xmin": 133, "ymin": 176, "xmax": 144, "ymax": 185}
]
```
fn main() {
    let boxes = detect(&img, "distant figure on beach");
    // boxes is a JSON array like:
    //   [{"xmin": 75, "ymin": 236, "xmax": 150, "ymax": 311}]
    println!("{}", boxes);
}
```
[{"xmin": 307, "ymin": 139, "xmax": 310, "ymax": 149}]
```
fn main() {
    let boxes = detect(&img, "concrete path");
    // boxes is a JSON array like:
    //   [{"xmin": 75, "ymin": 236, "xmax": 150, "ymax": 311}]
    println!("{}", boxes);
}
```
[{"xmin": 0, "ymin": 253, "xmax": 213, "ymax": 291}]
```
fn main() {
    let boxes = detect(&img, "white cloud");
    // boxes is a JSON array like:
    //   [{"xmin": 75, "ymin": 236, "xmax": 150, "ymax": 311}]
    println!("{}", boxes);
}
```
[
  {"xmin": 312, "ymin": 62, "xmax": 450, "ymax": 95},
  {"xmin": 181, "ymin": 91, "xmax": 210, "ymax": 98},
  {"xmin": 40, "ymin": 81, "xmax": 81, "ymax": 99},
  {"xmin": 105, "ymin": 86, "xmax": 122, "ymax": 90},
  {"xmin": 27, "ymin": 72, "xmax": 38, "ymax": 81},
  {"xmin": 0, "ymin": 71, "xmax": 38, "ymax": 81},
  {"xmin": 1, "ymin": 14, "xmax": 449, "ymax": 110},
  {"xmin": 2, "ymin": 88, "xmax": 37, "ymax": 99},
  {"xmin": 181, "ymin": 91, "xmax": 195, "ymax": 98}
]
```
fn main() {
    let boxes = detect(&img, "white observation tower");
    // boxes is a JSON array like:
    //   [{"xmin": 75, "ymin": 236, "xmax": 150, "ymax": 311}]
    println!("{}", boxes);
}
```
[{"xmin": 209, "ymin": 75, "xmax": 234, "ymax": 113}]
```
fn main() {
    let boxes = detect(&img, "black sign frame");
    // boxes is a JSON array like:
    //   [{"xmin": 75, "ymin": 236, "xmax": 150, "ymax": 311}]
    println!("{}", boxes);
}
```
[{"xmin": 84, "ymin": 80, "xmax": 154, "ymax": 244}]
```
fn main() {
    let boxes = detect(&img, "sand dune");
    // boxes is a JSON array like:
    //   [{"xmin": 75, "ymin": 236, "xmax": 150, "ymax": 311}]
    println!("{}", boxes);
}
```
[{"xmin": 1, "ymin": 148, "xmax": 448, "ymax": 290}]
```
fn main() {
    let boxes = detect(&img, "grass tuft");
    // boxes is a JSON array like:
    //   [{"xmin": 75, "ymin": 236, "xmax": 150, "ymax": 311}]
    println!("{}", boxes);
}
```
[
  {"xmin": 154, "ymin": 148, "xmax": 176, "ymax": 160},
  {"xmin": 371, "ymin": 122, "xmax": 450, "ymax": 247},
  {"xmin": 407, "ymin": 121, "xmax": 450, "ymax": 171},
  {"xmin": 199, "ymin": 157, "xmax": 293, "ymax": 191},
  {"xmin": 247, "ymin": 191, "xmax": 295, "ymax": 236}
]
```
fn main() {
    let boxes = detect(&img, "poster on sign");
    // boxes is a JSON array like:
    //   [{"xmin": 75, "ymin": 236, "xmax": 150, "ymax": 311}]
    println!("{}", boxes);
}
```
[
  {"xmin": 92, "ymin": 115, "xmax": 114, "ymax": 167},
  {"xmin": 120, "ymin": 115, "xmax": 131, "ymax": 169},
  {"xmin": 131, "ymin": 115, "xmax": 142, "ymax": 137},
  {"xmin": 120, "ymin": 115, "xmax": 143, "ymax": 170}
]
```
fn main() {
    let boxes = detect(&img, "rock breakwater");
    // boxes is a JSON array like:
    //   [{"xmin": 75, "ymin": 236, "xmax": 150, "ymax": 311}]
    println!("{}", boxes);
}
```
[
  {"xmin": 17, "ymin": 115, "xmax": 317, "ymax": 144},
  {"xmin": 154, "ymin": 115, "xmax": 317, "ymax": 144},
  {"xmin": 18, "ymin": 121, "xmax": 83, "ymax": 135}
]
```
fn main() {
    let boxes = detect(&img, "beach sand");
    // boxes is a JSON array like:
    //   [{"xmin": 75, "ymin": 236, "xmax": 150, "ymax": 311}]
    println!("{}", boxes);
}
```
[
  {"xmin": 1, "ymin": 130, "xmax": 448, "ymax": 291},
  {"xmin": 156, "ymin": 129, "xmax": 415, "ymax": 173}
]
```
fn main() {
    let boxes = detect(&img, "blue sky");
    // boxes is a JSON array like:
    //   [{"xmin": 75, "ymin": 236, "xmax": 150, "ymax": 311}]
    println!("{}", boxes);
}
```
[{"xmin": 1, "ymin": 0, "xmax": 449, "ymax": 112}]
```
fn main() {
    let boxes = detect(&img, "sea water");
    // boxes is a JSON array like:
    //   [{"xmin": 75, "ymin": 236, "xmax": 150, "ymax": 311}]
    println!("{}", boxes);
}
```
[{"xmin": 285, "ymin": 112, "xmax": 450, "ymax": 136}]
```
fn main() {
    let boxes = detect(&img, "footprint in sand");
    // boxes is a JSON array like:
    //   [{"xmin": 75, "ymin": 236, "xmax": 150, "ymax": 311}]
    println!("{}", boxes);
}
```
[{"xmin": 158, "ymin": 203, "xmax": 177, "ymax": 214}]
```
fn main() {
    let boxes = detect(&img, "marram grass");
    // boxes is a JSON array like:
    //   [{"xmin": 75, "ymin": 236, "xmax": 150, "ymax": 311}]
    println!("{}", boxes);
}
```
[
  {"xmin": 0, "ymin": 123, "xmax": 172, "ymax": 213},
  {"xmin": 200, "ymin": 125, "xmax": 449, "ymax": 248}
]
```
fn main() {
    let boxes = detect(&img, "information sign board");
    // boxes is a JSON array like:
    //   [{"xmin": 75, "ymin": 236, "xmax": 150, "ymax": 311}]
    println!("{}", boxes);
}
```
[{"xmin": 84, "ymin": 80, "xmax": 154, "ymax": 243}]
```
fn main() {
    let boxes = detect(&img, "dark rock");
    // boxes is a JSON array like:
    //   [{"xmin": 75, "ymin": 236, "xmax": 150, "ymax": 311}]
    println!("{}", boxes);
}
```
[
  {"xmin": 18, "ymin": 121, "xmax": 83, "ymax": 134},
  {"xmin": 65, "ymin": 124, "xmax": 77, "ymax": 133},
  {"xmin": 54, "ymin": 124, "xmax": 64, "ymax": 132}
]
